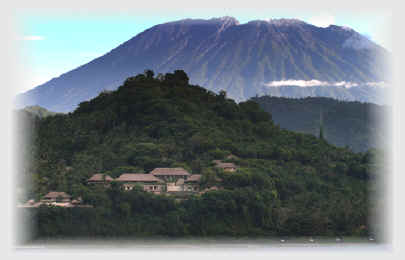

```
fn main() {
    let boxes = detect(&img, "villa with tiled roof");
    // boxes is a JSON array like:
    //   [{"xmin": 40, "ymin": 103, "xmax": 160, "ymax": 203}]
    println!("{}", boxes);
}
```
[
  {"xmin": 87, "ymin": 173, "xmax": 114, "ymax": 184},
  {"xmin": 150, "ymin": 167, "xmax": 191, "ymax": 182},
  {"xmin": 41, "ymin": 191, "xmax": 72, "ymax": 203},
  {"xmin": 115, "ymin": 173, "xmax": 165, "ymax": 193},
  {"xmin": 86, "ymin": 167, "xmax": 222, "ymax": 195},
  {"xmin": 213, "ymin": 160, "xmax": 238, "ymax": 172}
]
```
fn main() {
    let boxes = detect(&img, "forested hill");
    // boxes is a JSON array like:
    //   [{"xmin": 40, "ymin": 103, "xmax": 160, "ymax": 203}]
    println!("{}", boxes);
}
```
[
  {"xmin": 21, "ymin": 105, "xmax": 61, "ymax": 118},
  {"xmin": 20, "ymin": 70, "xmax": 376, "ymax": 238},
  {"xmin": 251, "ymin": 96, "xmax": 388, "ymax": 152}
]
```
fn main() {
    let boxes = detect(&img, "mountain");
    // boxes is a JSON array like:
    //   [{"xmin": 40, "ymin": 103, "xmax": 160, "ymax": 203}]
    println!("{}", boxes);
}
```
[
  {"xmin": 252, "ymin": 96, "xmax": 389, "ymax": 152},
  {"xmin": 20, "ymin": 71, "xmax": 376, "ymax": 238},
  {"xmin": 16, "ymin": 17, "xmax": 389, "ymax": 112}
]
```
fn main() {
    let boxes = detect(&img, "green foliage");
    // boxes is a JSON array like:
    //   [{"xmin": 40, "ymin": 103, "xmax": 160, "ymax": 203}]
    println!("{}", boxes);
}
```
[{"xmin": 19, "ymin": 71, "xmax": 374, "ymax": 238}]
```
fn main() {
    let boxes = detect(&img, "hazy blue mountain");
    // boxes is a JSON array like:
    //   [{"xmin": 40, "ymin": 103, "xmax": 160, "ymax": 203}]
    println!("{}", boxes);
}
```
[{"xmin": 16, "ymin": 17, "xmax": 389, "ymax": 112}]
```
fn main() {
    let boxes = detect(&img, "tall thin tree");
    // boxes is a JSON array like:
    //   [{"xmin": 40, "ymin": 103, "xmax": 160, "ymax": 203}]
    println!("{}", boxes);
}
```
[{"xmin": 319, "ymin": 108, "xmax": 324, "ymax": 140}]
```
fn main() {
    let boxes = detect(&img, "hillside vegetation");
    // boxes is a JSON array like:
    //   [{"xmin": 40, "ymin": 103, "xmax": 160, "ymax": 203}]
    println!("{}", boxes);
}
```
[
  {"xmin": 18, "ymin": 70, "xmax": 377, "ymax": 238},
  {"xmin": 252, "ymin": 96, "xmax": 388, "ymax": 152}
]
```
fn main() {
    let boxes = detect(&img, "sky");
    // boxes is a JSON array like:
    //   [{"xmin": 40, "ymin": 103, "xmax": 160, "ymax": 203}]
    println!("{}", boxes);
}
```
[{"xmin": 16, "ymin": 9, "xmax": 392, "ymax": 94}]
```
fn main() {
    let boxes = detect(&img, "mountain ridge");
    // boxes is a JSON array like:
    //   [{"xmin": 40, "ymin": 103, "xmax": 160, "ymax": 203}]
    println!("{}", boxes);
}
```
[{"xmin": 16, "ymin": 16, "xmax": 389, "ymax": 112}]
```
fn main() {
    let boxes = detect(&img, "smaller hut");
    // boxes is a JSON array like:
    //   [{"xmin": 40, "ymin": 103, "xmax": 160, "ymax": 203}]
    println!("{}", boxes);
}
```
[
  {"xmin": 184, "ymin": 174, "xmax": 202, "ymax": 192},
  {"xmin": 87, "ymin": 173, "xmax": 114, "ymax": 185},
  {"xmin": 213, "ymin": 161, "xmax": 238, "ymax": 172},
  {"xmin": 41, "ymin": 192, "xmax": 72, "ymax": 203}
]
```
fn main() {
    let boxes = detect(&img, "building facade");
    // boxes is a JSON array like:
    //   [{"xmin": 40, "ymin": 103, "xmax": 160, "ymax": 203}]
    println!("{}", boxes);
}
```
[
  {"xmin": 115, "ymin": 173, "xmax": 165, "ymax": 193},
  {"xmin": 89, "ymin": 168, "xmax": 208, "ymax": 195}
]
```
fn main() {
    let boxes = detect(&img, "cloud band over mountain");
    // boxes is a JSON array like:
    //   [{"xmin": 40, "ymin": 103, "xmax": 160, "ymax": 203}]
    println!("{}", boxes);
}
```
[{"xmin": 264, "ymin": 80, "xmax": 387, "ymax": 88}]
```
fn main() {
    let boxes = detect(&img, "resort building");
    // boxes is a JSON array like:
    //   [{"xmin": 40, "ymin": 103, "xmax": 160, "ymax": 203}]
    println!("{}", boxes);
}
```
[
  {"xmin": 18, "ymin": 192, "xmax": 91, "ymax": 208},
  {"xmin": 41, "ymin": 191, "xmax": 72, "ymax": 204},
  {"xmin": 184, "ymin": 174, "xmax": 202, "ymax": 192},
  {"xmin": 86, "ymin": 167, "xmax": 222, "ymax": 196},
  {"xmin": 115, "ymin": 173, "xmax": 165, "ymax": 193},
  {"xmin": 150, "ymin": 167, "xmax": 191, "ymax": 182},
  {"xmin": 18, "ymin": 199, "xmax": 42, "ymax": 208},
  {"xmin": 87, "ymin": 173, "xmax": 114, "ymax": 186},
  {"xmin": 213, "ymin": 161, "xmax": 238, "ymax": 172},
  {"xmin": 199, "ymin": 186, "xmax": 220, "ymax": 194}
]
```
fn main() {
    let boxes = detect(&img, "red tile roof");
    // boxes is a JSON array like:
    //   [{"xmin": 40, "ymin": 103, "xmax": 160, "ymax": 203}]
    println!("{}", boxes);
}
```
[
  {"xmin": 87, "ymin": 173, "xmax": 114, "ymax": 182},
  {"xmin": 215, "ymin": 162, "xmax": 237, "ymax": 169},
  {"xmin": 226, "ymin": 154, "xmax": 239, "ymax": 160},
  {"xmin": 185, "ymin": 174, "xmax": 202, "ymax": 182},
  {"xmin": 43, "ymin": 191, "xmax": 71, "ymax": 199},
  {"xmin": 199, "ymin": 186, "xmax": 220, "ymax": 194},
  {"xmin": 150, "ymin": 168, "xmax": 191, "ymax": 176},
  {"xmin": 115, "ymin": 173, "xmax": 164, "ymax": 183}
]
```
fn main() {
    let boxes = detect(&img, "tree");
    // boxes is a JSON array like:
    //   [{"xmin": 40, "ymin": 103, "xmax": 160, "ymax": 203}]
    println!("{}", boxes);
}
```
[
  {"xmin": 173, "ymin": 70, "xmax": 189, "ymax": 84},
  {"xmin": 319, "ymin": 109, "xmax": 324, "ymax": 140},
  {"xmin": 219, "ymin": 90, "xmax": 227, "ymax": 99},
  {"xmin": 24, "ymin": 70, "xmax": 372, "ymax": 238},
  {"xmin": 144, "ymin": 69, "xmax": 155, "ymax": 79}
]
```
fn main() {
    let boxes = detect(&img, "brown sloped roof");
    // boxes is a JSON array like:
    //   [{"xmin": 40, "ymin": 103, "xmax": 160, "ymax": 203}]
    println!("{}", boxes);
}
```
[
  {"xmin": 115, "ymin": 173, "xmax": 164, "ymax": 183},
  {"xmin": 215, "ymin": 162, "xmax": 237, "ymax": 168},
  {"xmin": 43, "ymin": 191, "xmax": 71, "ymax": 199},
  {"xmin": 185, "ymin": 174, "xmax": 202, "ymax": 183},
  {"xmin": 226, "ymin": 154, "xmax": 239, "ymax": 160},
  {"xmin": 88, "ymin": 173, "xmax": 114, "ymax": 182},
  {"xmin": 212, "ymin": 160, "xmax": 222, "ymax": 165},
  {"xmin": 199, "ymin": 186, "xmax": 220, "ymax": 194},
  {"xmin": 150, "ymin": 168, "xmax": 191, "ymax": 176}
]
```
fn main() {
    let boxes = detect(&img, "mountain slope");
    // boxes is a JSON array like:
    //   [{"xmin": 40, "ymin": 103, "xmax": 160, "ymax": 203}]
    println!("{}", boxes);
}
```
[
  {"xmin": 16, "ymin": 17, "xmax": 389, "ymax": 112},
  {"xmin": 252, "ymin": 96, "xmax": 388, "ymax": 152}
]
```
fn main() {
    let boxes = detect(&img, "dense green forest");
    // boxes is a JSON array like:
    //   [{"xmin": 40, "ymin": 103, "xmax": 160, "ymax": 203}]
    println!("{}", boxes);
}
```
[
  {"xmin": 251, "ymin": 96, "xmax": 388, "ymax": 152},
  {"xmin": 17, "ymin": 70, "xmax": 378, "ymax": 239}
]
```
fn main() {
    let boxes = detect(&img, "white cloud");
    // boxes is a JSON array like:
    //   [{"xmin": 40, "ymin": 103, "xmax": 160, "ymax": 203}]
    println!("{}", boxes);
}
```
[
  {"xmin": 366, "ymin": 82, "xmax": 387, "ymax": 88},
  {"xmin": 264, "ymin": 79, "xmax": 386, "ymax": 89},
  {"xmin": 265, "ymin": 79, "xmax": 328, "ymax": 87},
  {"xmin": 333, "ymin": 81, "xmax": 359, "ymax": 88},
  {"xmin": 22, "ymin": 35, "xmax": 45, "ymax": 41},
  {"xmin": 308, "ymin": 13, "xmax": 335, "ymax": 28}
]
